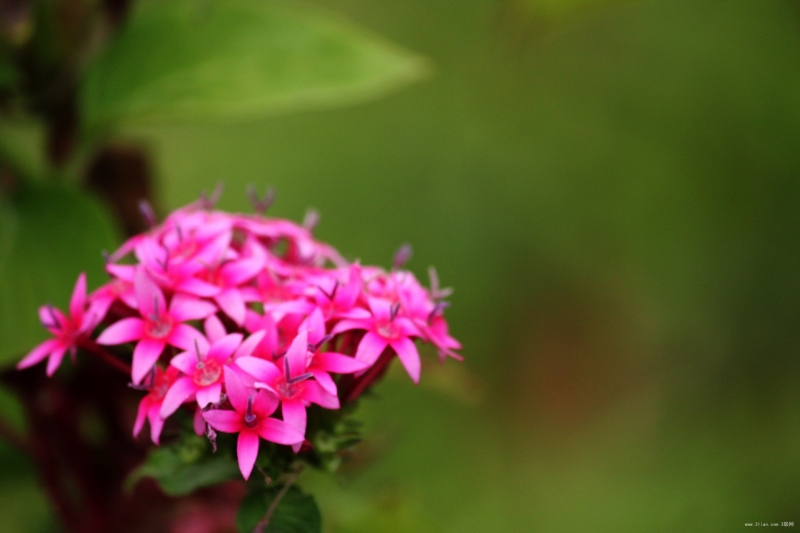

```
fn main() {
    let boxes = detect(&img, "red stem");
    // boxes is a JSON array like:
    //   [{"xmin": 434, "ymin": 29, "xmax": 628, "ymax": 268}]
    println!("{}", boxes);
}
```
[{"xmin": 78, "ymin": 339, "xmax": 132, "ymax": 375}]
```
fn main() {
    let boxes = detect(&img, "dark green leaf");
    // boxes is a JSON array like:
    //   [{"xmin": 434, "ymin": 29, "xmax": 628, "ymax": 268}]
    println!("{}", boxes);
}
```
[
  {"xmin": 0, "ymin": 181, "xmax": 119, "ymax": 366},
  {"xmin": 126, "ymin": 438, "xmax": 240, "ymax": 496},
  {"xmin": 82, "ymin": 0, "xmax": 431, "ymax": 126},
  {"xmin": 237, "ymin": 484, "xmax": 321, "ymax": 533}
]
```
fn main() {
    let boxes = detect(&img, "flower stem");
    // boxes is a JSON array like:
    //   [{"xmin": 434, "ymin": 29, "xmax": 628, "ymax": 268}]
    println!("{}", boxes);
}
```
[
  {"xmin": 78, "ymin": 339, "xmax": 131, "ymax": 375},
  {"xmin": 253, "ymin": 465, "xmax": 303, "ymax": 533}
]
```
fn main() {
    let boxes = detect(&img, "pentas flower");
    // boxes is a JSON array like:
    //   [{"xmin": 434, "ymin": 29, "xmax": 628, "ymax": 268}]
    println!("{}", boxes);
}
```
[
  {"xmin": 133, "ymin": 366, "xmax": 181, "ymax": 445},
  {"xmin": 160, "ymin": 326, "xmax": 267, "ymax": 417},
  {"xmin": 18, "ymin": 273, "xmax": 99, "ymax": 376},
  {"xmin": 302, "ymin": 309, "xmax": 367, "ymax": 395},
  {"xmin": 310, "ymin": 264, "xmax": 370, "ymax": 321},
  {"xmin": 97, "ymin": 269, "xmax": 216, "ymax": 384},
  {"xmin": 333, "ymin": 297, "xmax": 422, "ymax": 383},
  {"xmin": 197, "ymin": 255, "xmax": 264, "ymax": 326},
  {"xmin": 236, "ymin": 329, "xmax": 339, "ymax": 448},
  {"xmin": 203, "ymin": 368, "xmax": 304, "ymax": 479}
]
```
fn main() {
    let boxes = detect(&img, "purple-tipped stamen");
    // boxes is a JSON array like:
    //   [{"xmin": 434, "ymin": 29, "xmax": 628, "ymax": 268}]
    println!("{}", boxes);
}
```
[
  {"xmin": 287, "ymin": 372, "xmax": 313, "ymax": 385},
  {"xmin": 428, "ymin": 266, "xmax": 453, "ymax": 300},
  {"xmin": 194, "ymin": 339, "xmax": 204, "ymax": 369},
  {"xmin": 393, "ymin": 243, "xmax": 413, "ymax": 270},
  {"xmin": 303, "ymin": 209, "xmax": 319, "ymax": 232},
  {"xmin": 318, "ymin": 280, "xmax": 339, "ymax": 302},
  {"xmin": 427, "ymin": 301, "xmax": 451, "ymax": 324},
  {"xmin": 101, "ymin": 250, "xmax": 111, "ymax": 264},
  {"xmin": 175, "ymin": 224, "xmax": 184, "ymax": 242},
  {"xmin": 138, "ymin": 200, "xmax": 157, "ymax": 228},
  {"xmin": 283, "ymin": 355, "xmax": 291, "ymax": 382},
  {"xmin": 247, "ymin": 185, "xmax": 276, "ymax": 215},
  {"xmin": 244, "ymin": 394, "xmax": 257, "ymax": 427},
  {"xmin": 310, "ymin": 334, "xmax": 335, "ymax": 352},
  {"xmin": 199, "ymin": 182, "xmax": 224, "ymax": 210},
  {"xmin": 157, "ymin": 243, "xmax": 170, "ymax": 272},
  {"xmin": 389, "ymin": 302, "xmax": 401, "ymax": 322}
]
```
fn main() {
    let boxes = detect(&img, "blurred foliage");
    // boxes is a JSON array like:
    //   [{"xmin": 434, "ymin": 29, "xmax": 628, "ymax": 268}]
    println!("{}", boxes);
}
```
[{"xmin": 82, "ymin": 0, "xmax": 431, "ymax": 126}]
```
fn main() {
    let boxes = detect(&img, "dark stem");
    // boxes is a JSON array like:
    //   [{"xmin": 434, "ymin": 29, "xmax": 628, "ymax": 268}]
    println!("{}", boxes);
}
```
[
  {"xmin": 252, "ymin": 466, "xmax": 303, "ymax": 533},
  {"xmin": 78, "ymin": 339, "xmax": 131, "ymax": 375}
]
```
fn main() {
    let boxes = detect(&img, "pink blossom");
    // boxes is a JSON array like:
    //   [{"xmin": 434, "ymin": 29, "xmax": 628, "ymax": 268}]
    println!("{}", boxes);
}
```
[
  {"xmin": 160, "ymin": 327, "xmax": 266, "ymax": 417},
  {"xmin": 236, "ymin": 329, "xmax": 339, "ymax": 448},
  {"xmin": 203, "ymin": 368, "xmax": 303, "ymax": 479},
  {"xmin": 333, "ymin": 296, "xmax": 422, "ymax": 383},
  {"xmin": 97, "ymin": 269, "xmax": 215, "ymax": 384},
  {"xmin": 301, "ymin": 309, "xmax": 367, "ymax": 395},
  {"xmin": 18, "ymin": 273, "xmax": 99, "ymax": 376},
  {"xmin": 133, "ymin": 366, "xmax": 180, "ymax": 444}
]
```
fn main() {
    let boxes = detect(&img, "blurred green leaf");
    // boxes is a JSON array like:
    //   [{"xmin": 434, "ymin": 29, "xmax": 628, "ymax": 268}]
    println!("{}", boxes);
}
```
[
  {"xmin": 0, "ymin": 181, "xmax": 119, "ymax": 366},
  {"xmin": 237, "ymin": 484, "xmax": 321, "ymax": 533},
  {"xmin": 82, "ymin": 0, "xmax": 431, "ymax": 126},
  {"xmin": 126, "ymin": 437, "xmax": 240, "ymax": 496}
]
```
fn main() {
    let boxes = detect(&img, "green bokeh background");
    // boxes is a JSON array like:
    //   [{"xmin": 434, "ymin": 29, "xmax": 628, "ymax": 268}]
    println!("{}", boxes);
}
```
[{"xmin": 3, "ymin": 0, "xmax": 800, "ymax": 530}]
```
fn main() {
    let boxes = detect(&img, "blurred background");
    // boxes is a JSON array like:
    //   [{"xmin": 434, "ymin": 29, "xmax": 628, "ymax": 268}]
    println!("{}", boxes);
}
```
[{"xmin": 2, "ymin": 0, "xmax": 800, "ymax": 531}]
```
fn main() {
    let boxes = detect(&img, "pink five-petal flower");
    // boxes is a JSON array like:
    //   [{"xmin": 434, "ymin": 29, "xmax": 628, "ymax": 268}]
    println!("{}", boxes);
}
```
[
  {"xmin": 301, "ymin": 309, "xmax": 367, "ymax": 395},
  {"xmin": 18, "ymin": 273, "xmax": 100, "ymax": 376},
  {"xmin": 332, "ymin": 296, "xmax": 422, "ymax": 384},
  {"xmin": 133, "ymin": 366, "xmax": 181, "ymax": 445},
  {"xmin": 199, "ymin": 256, "xmax": 264, "ymax": 326},
  {"xmin": 236, "ymin": 329, "xmax": 340, "ymax": 451},
  {"xmin": 97, "ymin": 269, "xmax": 215, "ymax": 384},
  {"xmin": 203, "ymin": 368, "xmax": 303, "ymax": 480},
  {"xmin": 160, "ymin": 332, "xmax": 243, "ymax": 417},
  {"xmin": 312, "ymin": 264, "xmax": 370, "ymax": 321}
]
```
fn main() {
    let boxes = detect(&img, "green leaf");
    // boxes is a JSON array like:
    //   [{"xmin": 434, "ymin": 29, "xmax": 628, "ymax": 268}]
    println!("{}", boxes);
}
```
[
  {"xmin": 0, "ymin": 181, "xmax": 119, "ymax": 366},
  {"xmin": 126, "ymin": 437, "xmax": 240, "ymax": 496},
  {"xmin": 82, "ymin": 0, "xmax": 431, "ymax": 126},
  {"xmin": 237, "ymin": 484, "xmax": 321, "ymax": 533}
]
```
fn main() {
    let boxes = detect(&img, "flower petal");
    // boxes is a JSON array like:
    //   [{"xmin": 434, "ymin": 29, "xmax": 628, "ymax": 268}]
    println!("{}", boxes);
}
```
[
  {"xmin": 97, "ymin": 317, "xmax": 144, "ymax": 345},
  {"xmin": 258, "ymin": 417, "xmax": 304, "ymax": 446},
  {"xmin": 215, "ymin": 289, "xmax": 246, "ymax": 326},
  {"xmin": 132, "ymin": 338, "xmax": 165, "ymax": 384},
  {"xmin": 133, "ymin": 398, "xmax": 149, "ymax": 438},
  {"xmin": 148, "ymin": 403, "xmax": 165, "ymax": 445},
  {"xmin": 45, "ymin": 346, "xmax": 67, "ymax": 376},
  {"xmin": 223, "ymin": 366, "xmax": 250, "ymax": 413},
  {"xmin": 69, "ymin": 273, "xmax": 87, "ymax": 319},
  {"xmin": 203, "ymin": 409, "xmax": 243, "ymax": 433},
  {"xmin": 236, "ymin": 356, "xmax": 281, "ymax": 385},
  {"xmin": 303, "ymin": 380, "xmax": 340, "ymax": 410},
  {"xmin": 310, "ymin": 369, "xmax": 337, "ymax": 396},
  {"xmin": 315, "ymin": 352, "xmax": 369, "ymax": 374},
  {"xmin": 208, "ymin": 333, "xmax": 243, "ymax": 363},
  {"xmin": 169, "ymin": 295, "xmax": 217, "ymax": 322},
  {"xmin": 281, "ymin": 399, "xmax": 307, "ymax": 436},
  {"xmin": 160, "ymin": 376, "xmax": 197, "ymax": 418},
  {"xmin": 17, "ymin": 339, "xmax": 59, "ymax": 370},
  {"xmin": 166, "ymin": 323, "xmax": 206, "ymax": 351},
  {"xmin": 196, "ymin": 383, "xmax": 221, "ymax": 408},
  {"xmin": 193, "ymin": 406, "xmax": 206, "ymax": 436},
  {"xmin": 355, "ymin": 332, "xmax": 388, "ymax": 366},
  {"xmin": 237, "ymin": 430, "xmax": 260, "ymax": 480},
  {"xmin": 170, "ymin": 350, "xmax": 199, "ymax": 375},
  {"xmin": 232, "ymin": 330, "xmax": 266, "ymax": 360},
  {"xmin": 285, "ymin": 329, "xmax": 308, "ymax": 378},
  {"xmin": 204, "ymin": 314, "xmax": 227, "ymax": 343},
  {"xmin": 331, "ymin": 319, "xmax": 369, "ymax": 335},
  {"xmin": 135, "ymin": 268, "xmax": 166, "ymax": 319},
  {"xmin": 390, "ymin": 336, "xmax": 421, "ymax": 384}
]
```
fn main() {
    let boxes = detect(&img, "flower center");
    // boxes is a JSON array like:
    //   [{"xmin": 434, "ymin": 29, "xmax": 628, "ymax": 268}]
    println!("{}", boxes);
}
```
[
  {"xmin": 145, "ymin": 316, "xmax": 173, "ymax": 339},
  {"xmin": 150, "ymin": 373, "xmax": 171, "ymax": 401},
  {"xmin": 275, "ymin": 377, "xmax": 303, "ymax": 400},
  {"xmin": 376, "ymin": 320, "xmax": 401, "ymax": 340},
  {"xmin": 193, "ymin": 359, "xmax": 222, "ymax": 387}
]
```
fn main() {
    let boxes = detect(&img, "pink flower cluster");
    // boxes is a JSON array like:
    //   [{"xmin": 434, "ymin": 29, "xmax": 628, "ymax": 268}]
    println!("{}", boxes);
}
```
[{"xmin": 18, "ymin": 201, "xmax": 460, "ymax": 479}]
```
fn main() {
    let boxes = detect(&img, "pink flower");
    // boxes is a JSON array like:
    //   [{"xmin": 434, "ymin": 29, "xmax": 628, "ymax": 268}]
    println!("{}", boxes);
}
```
[
  {"xmin": 97, "ymin": 269, "xmax": 215, "ymax": 384},
  {"xmin": 203, "ymin": 368, "xmax": 304, "ymax": 479},
  {"xmin": 333, "ymin": 297, "xmax": 422, "ymax": 383},
  {"xmin": 197, "ymin": 255, "xmax": 264, "ymax": 326},
  {"xmin": 160, "ymin": 327, "xmax": 266, "ymax": 417},
  {"xmin": 18, "ymin": 273, "xmax": 99, "ymax": 376},
  {"xmin": 310, "ymin": 264, "xmax": 370, "ymax": 321},
  {"xmin": 133, "ymin": 366, "xmax": 180, "ymax": 444},
  {"xmin": 302, "ymin": 309, "xmax": 367, "ymax": 395},
  {"xmin": 236, "ymin": 328, "xmax": 340, "ymax": 448}
]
